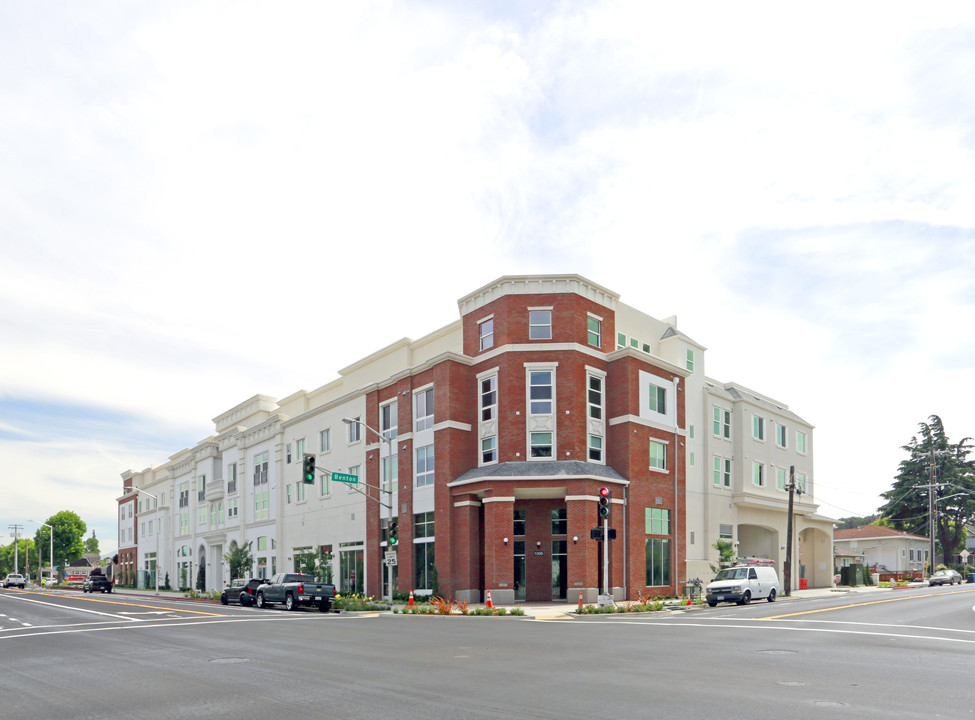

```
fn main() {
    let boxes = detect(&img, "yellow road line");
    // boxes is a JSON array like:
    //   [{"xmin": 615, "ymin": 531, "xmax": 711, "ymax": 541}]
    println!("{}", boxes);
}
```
[
  {"xmin": 14, "ymin": 589, "xmax": 225, "ymax": 617},
  {"xmin": 763, "ymin": 588, "xmax": 975, "ymax": 619}
]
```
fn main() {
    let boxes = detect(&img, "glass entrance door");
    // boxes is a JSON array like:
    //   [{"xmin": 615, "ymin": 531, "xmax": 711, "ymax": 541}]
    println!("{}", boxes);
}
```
[
  {"xmin": 551, "ymin": 540, "xmax": 567, "ymax": 600},
  {"xmin": 514, "ymin": 541, "xmax": 526, "ymax": 601}
]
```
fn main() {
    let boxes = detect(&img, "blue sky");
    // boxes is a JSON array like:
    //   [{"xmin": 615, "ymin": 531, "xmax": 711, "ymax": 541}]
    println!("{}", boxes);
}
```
[{"xmin": 2, "ymin": 1, "xmax": 974, "ymax": 555}]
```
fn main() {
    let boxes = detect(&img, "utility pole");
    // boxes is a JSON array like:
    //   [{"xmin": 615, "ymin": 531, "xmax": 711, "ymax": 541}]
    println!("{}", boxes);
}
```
[
  {"xmin": 914, "ymin": 449, "xmax": 945, "ymax": 576},
  {"xmin": 784, "ymin": 467, "xmax": 800, "ymax": 596},
  {"xmin": 8, "ymin": 524, "xmax": 23, "ymax": 574}
]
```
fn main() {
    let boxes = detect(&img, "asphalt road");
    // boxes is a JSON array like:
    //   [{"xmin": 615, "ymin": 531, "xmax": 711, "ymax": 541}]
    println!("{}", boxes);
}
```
[{"xmin": 2, "ymin": 586, "xmax": 974, "ymax": 719}]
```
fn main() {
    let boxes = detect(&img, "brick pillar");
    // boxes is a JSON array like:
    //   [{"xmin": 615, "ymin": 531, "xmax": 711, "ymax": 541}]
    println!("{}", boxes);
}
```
[
  {"xmin": 567, "ymin": 494, "xmax": 599, "ymax": 604},
  {"xmin": 483, "ymin": 495, "xmax": 514, "ymax": 604},
  {"xmin": 450, "ymin": 494, "xmax": 482, "ymax": 603}
]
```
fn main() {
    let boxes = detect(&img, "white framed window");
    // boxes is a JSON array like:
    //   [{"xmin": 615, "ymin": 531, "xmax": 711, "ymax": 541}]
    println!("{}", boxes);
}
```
[
  {"xmin": 713, "ymin": 456, "xmax": 731, "ymax": 487},
  {"xmin": 415, "ymin": 388, "xmax": 434, "ymax": 432},
  {"xmin": 253, "ymin": 451, "xmax": 269, "ymax": 485},
  {"xmin": 529, "ymin": 370, "xmax": 553, "ymax": 414},
  {"xmin": 227, "ymin": 497, "xmax": 238, "ymax": 518},
  {"xmin": 686, "ymin": 349, "xmax": 694, "ymax": 372},
  {"xmin": 295, "ymin": 438, "xmax": 305, "ymax": 459},
  {"xmin": 347, "ymin": 418, "xmax": 361, "ymax": 443},
  {"xmin": 255, "ymin": 489, "xmax": 269, "ymax": 520},
  {"xmin": 796, "ymin": 431, "xmax": 807, "ymax": 454},
  {"xmin": 649, "ymin": 440, "xmax": 667, "ymax": 471},
  {"xmin": 347, "ymin": 465, "xmax": 361, "ymax": 493},
  {"xmin": 587, "ymin": 375, "xmax": 603, "ymax": 420},
  {"xmin": 320, "ymin": 428, "xmax": 331, "ymax": 453},
  {"xmin": 752, "ymin": 461, "xmax": 765, "ymax": 487},
  {"xmin": 587, "ymin": 315, "xmax": 601, "ymax": 348},
  {"xmin": 617, "ymin": 332, "xmax": 626, "ymax": 349},
  {"xmin": 416, "ymin": 445, "xmax": 435, "ymax": 487},
  {"xmin": 481, "ymin": 436, "xmax": 497, "ymax": 464},
  {"xmin": 647, "ymin": 383, "xmax": 666, "ymax": 415},
  {"xmin": 480, "ymin": 376, "xmax": 497, "ymax": 421},
  {"xmin": 645, "ymin": 508, "xmax": 670, "ymax": 535},
  {"xmin": 286, "ymin": 485, "xmax": 292, "ymax": 504},
  {"xmin": 713, "ymin": 406, "xmax": 731, "ymax": 439},
  {"xmin": 529, "ymin": 309, "xmax": 552, "ymax": 340},
  {"xmin": 296, "ymin": 481, "xmax": 306, "ymax": 503},
  {"xmin": 381, "ymin": 456, "xmax": 397, "ymax": 493},
  {"xmin": 775, "ymin": 423, "xmax": 787, "ymax": 448},
  {"xmin": 320, "ymin": 471, "xmax": 331, "ymax": 497},
  {"xmin": 753, "ymin": 416, "xmax": 765, "ymax": 441},
  {"xmin": 286, "ymin": 443, "xmax": 292, "ymax": 464},
  {"xmin": 530, "ymin": 432, "xmax": 553, "ymax": 459},
  {"xmin": 796, "ymin": 472, "xmax": 807, "ymax": 493},
  {"xmin": 776, "ymin": 467, "xmax": 787, "ymax": 491},
  {"xmin": 380, "ymin": 401, "xmax": 398, "ymax": 441},
  {"xmin": 588, "ymin": 435, "xmax": 602, "ymax": 462},
  {"xmin": 479, "ymin": 317, "xmax": 494, "ymax": 351}
]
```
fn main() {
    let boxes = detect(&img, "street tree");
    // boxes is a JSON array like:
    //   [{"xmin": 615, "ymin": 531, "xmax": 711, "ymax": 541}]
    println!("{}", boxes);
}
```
[
  {"xmin": 42, "ymin": 511, "xmax": 87, "ymax": 577},
  {"xmin": 224, "ymin": 542, "xmax": 254, "ymax": 580},
  {"xmin": 879, "ymin": 415, "xmax": 975, "ymax": 567},
  {"xmin": 0, "ymin": 538, "xmax": 37, "ymax": 577}
]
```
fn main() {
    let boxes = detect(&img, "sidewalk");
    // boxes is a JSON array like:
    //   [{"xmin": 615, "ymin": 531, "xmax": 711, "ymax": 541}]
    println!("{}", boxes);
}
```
[{"xmin": 88, "ymin": 584, "xmax": 912, "ymax": 619}]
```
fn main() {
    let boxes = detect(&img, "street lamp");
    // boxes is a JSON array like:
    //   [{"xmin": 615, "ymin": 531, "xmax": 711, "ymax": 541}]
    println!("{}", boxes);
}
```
[
  {"xmin": 125, "ymin": 487, "xmax": 160, "ymax": 595},
  {"xmin": 343, "ymin": 416, "xmax": 395, "ymax": 606},
  {"xmin": 29, "ymin": 520, "xmax": 53, "ymax": 586}
]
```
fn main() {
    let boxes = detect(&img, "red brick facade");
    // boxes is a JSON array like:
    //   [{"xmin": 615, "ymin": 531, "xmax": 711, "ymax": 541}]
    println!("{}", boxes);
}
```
[{"xmin": 363, "ymin": 281, "xmax": 687, "ymax": 603}]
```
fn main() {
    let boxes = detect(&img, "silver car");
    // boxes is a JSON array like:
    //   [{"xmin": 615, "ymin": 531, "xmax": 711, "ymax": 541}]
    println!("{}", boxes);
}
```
[
  {"xmin": 3, "ymin": 573, "xmax": 26, "ymax": 589},
  {"xmin": 928, "ymin": 569, "xmax": 963, "ymax": 586}
]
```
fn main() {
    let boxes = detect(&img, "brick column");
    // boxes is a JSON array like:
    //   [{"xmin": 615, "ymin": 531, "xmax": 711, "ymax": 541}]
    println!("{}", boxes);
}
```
[{"xmin": 483, "ymin": 495, "xmax": 514, "ymax": 604}]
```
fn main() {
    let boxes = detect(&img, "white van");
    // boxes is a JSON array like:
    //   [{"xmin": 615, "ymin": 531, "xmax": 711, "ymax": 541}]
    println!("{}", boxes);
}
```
[{"xmin": 705, "ymin": 565, "xmax": 780, "ymax": 606}]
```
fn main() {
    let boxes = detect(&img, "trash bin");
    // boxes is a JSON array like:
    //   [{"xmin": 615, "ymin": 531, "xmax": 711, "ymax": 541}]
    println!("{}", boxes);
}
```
[{"xmin": 799, "ymin": 578, "xmax": 808, "ymax": 590}]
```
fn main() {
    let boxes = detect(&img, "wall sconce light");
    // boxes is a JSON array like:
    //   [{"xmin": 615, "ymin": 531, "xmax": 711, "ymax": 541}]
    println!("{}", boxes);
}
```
[
  {"xmin": 503, "ymin": 537, "xmax": 508, "ymax": 545},
  {"xmin": 536, "ymin": 541, "xmax": 541, "ymax": 549},
  {"xmin": 573, "ymin": 536, "xmax": 578, "ymax": 544}
]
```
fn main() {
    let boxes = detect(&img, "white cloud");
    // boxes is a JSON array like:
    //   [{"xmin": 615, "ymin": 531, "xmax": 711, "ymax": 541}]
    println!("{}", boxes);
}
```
[{"xmin": 1, "ymin": 0, "xmax": 974, "ymax": 543}]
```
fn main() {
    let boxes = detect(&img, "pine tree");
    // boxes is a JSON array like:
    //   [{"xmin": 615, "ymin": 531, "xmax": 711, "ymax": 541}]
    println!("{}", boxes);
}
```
[{"xmin": 879, "ymin": 415, "xmax": 975, "ymax": 566}]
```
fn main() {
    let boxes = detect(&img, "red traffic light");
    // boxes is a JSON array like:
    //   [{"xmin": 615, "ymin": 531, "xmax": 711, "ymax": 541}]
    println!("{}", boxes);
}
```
[
  {"xmin": 598, "ymin": 487, "xmax": 611, "ymax": 518},
  {"xmin": 599, "ymin": 487, "xmax": 610, "ymax": 498}
]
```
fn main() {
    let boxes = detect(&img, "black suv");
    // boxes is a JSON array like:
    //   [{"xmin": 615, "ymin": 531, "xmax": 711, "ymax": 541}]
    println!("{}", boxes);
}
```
[
  {"xmin": 83, "ymin": 572, "xmax": 113, "ymax": 594},
  {"xmin": 221, "ymin": 578, "xmax": 266, "ymax": 606}
]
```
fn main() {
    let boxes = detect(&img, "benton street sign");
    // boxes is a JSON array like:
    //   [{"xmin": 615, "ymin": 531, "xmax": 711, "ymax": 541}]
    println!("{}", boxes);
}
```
[{"xmin": 332, "ymin": 472, "xmax": 359, "ymax": 485}]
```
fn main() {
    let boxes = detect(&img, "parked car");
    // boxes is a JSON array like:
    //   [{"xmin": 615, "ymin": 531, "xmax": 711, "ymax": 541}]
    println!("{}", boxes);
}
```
[
  {"xmin": 83, "ymin": 571, "xmax": 114, "ymax": 593},
  {"xmin": 254, "ymin": 573, "xmax": 336, "ymax": 612},
  {"xmin": 221, "ymin": 578, "xmax": 267, "ymax": 606},
  {"xmin": 3, "ymin": 573, "xmax": 26, "ymax": 589},
  {"xmin": 928, "ymin": 569, "xmax": 963, "ymax": 586},
  {"xmin": 706, "ymin": 564, "xmax": 780, "ymax": 606}
]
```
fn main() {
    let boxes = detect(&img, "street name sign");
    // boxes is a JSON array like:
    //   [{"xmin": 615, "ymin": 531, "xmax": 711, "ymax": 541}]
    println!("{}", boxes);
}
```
[{"xmin": 332, "ymin": 472, "xmax": 359, "ymax": 484}]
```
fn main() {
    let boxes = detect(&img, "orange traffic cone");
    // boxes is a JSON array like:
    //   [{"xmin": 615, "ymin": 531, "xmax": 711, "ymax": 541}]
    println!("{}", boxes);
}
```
[
  {"xmin": 686, "ymin": 598, "xmax": 692, "ymax": 606},
  {"xmin": 486, "ymin": 590, "xmax": 494, "ymax": 609},
  {"xmin": 578, "ymin": 591, "xmax": 584, "ymax": 610},
  {"xmin": 408, "ymin": 589, "xmax": 415, "ymax": 607}
]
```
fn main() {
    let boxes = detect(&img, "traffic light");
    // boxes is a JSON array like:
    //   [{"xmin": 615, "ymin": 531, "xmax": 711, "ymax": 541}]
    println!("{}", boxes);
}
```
[
  {"xmin": 388, "ymin": 520, "xmax": 398, "ymax": 547},
  {"xmin": 598, "ymin": 487, "xmax": 611, "ymax": 520},
  {"xmin": 302, "ymin": 454, "xmax": 316, "ymax": 484}
]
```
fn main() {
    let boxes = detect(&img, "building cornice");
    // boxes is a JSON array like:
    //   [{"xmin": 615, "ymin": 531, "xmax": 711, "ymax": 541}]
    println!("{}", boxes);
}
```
[{"xmin": 458, "ymin": 275, "xmax": 620, "ymax": 316}]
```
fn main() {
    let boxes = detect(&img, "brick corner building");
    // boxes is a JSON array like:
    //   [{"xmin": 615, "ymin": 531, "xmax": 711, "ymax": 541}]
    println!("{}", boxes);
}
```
[{"xmin": 120, "ymin": 274, "xmax": 833, "ymax": 602}]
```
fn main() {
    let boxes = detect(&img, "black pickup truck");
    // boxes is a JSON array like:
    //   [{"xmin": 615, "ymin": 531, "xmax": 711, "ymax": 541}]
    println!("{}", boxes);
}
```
[
  {"xmin": 82, "ymin": 571, "xmax": 113, "ymax": 594},
  {"xmin": 254, "ymin": 573, "xmax": 335, "ymax": 612}
]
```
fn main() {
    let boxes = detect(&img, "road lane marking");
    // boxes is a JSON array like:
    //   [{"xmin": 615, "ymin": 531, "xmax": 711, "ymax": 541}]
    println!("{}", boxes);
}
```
[
  {"xmin": 0, "ymin": 613, "xmax": 350, "ymax": 641},
  {"xmin": 762, "ymin": 588, "xmax": 975, "ymax": 619},
  {"xmin": 569, "ymin": 619, "xmax": 975, "ymax": 645},
  {"xmin": 2, "ymin": 589, "xmax": 225, "ymax": 617}
]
